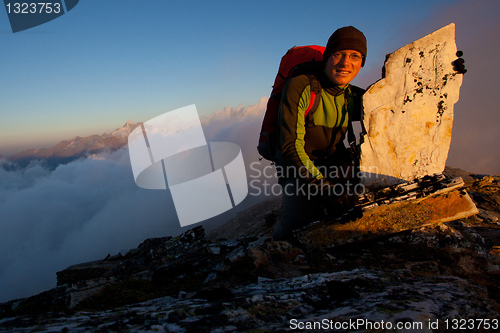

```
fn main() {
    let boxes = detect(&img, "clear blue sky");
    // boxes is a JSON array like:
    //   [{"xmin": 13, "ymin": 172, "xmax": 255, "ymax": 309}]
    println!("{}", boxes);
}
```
[{"xmin": 1, "ymin": 0, "xmax": 499, "ymax": 173}]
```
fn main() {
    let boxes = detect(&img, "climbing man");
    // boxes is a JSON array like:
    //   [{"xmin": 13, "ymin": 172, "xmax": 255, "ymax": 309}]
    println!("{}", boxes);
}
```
[{"xmin": 273, "ymin": 26, "xmax": 367, "ymax": 241}]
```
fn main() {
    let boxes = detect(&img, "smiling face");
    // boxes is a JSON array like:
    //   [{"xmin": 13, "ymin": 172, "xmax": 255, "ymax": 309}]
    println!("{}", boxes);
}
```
[{"xmin": 324, "ymin": 50, "xmax": 363, "ymax": 87}]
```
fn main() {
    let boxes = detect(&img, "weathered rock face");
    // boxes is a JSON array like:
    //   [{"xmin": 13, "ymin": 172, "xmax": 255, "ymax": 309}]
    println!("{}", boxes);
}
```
[{"xmin": 360, "ymin": 23, "xmax": 463, "ymax": 186}]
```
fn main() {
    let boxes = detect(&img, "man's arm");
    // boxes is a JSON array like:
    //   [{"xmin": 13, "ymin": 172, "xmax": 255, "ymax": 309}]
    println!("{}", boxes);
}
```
[{"xmin": 279, "ymin": 75, "xmax": 325, "ymax": 183}]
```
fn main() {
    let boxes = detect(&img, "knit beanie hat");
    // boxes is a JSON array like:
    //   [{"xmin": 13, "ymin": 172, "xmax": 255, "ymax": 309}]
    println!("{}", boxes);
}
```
[{"xmin": 323, "ymin": 26, "xmax": 367, "ymax": 66}]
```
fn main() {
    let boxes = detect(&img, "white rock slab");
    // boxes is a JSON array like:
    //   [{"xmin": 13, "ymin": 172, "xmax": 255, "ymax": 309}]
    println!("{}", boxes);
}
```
[{"xmin": 360, "ymin": 23, "xmax": 463, "ymax": 187}]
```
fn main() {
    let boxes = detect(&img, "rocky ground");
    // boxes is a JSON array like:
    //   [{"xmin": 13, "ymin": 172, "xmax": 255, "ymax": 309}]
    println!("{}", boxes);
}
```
[{"xmin": 1, "ymin": 168, "xmax": 499, "ymax": 332}]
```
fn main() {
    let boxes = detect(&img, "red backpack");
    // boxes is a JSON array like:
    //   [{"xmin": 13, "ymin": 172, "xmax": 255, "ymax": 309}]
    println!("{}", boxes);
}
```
[{"xmin": 257, "ymin": 45, "xmax": 325, "ymax": 162}]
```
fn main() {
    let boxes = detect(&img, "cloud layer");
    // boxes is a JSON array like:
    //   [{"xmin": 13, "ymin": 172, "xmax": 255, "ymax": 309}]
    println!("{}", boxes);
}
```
[{"xmin": 0, "ymin": 149, "xmax": 184, "ymax": 301}]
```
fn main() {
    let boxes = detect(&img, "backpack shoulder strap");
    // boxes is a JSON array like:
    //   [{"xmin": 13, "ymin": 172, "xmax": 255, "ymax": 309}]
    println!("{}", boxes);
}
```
[
  {"xmin": 349, "ymin": 85, "xmax": 365, "ymax": 121},
  {"xmin": 304, "ymin": 74, "xmax": 322, "ymax": 125},
  {"xmin": 346, "ymin": 85, "xmax": 366, "ymax": 157}
]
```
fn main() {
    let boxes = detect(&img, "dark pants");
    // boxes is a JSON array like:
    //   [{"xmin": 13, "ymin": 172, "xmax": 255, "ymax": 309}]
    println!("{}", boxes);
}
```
[{"xmin": 272, "ymin": 178, "xmax": 324, "ymax": 241}]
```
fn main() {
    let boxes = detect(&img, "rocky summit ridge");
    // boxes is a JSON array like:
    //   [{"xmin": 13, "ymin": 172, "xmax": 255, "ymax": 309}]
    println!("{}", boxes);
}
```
[{"xmin": 1, "ymin": 167, "xmax": 500, "ymax": 332}]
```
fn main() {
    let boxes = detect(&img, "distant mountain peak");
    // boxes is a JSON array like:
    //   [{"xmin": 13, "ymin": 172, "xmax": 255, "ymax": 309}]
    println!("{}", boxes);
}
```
[
  {"xmin": 7, "ymin": 121, "xmax": 143, "ymax": 169},
  {"xmin": 110, "ymin": 120, "xmax": 141, "ymax": 138}
]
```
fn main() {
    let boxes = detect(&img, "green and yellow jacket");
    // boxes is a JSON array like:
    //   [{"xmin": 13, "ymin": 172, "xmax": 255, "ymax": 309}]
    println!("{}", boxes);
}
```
[{"xmin": 278, "ymin": 70, "xmax": 364, "ymax": 183}]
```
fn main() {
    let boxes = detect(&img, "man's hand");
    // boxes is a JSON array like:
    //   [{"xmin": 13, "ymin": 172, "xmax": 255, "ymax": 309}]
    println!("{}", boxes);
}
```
[
  {"xmin": 309, "ymin": 178, "xmax": 363, "ymax": 223},
  {"xmin": 452, "ymin": 51, "xmax": 467, "ymax": 74},
  {"xmin": 323, "ymin": 192, "xmax": 363, "ymax": 223}
]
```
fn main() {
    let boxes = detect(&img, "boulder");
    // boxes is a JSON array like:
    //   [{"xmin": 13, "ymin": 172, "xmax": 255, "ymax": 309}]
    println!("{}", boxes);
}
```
[{"xmin": 360, "ymin": 23, "xmax": 463, "ymax": 186}]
